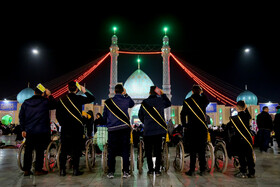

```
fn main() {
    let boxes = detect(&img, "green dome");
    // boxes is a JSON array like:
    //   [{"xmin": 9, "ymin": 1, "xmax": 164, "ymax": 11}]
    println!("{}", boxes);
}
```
[
  {"xmin": 236, "ymin": 90, "xmax": 258, "ymax": 106},
  {"xmin": 124, "ymin": 69, "xmax": 154, "ymax": 99},
  {"xmin": 17, "ymin": 87, "xmax": 34, "ymax": 103}
]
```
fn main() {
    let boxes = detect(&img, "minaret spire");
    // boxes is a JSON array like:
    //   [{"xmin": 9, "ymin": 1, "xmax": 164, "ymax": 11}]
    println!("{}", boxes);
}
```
[{"xmin": 137, "ymin": 56, "xmax": 141, "ymax": 70}]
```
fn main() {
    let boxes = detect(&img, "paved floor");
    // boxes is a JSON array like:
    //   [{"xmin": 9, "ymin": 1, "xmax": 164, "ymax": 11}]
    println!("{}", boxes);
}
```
[{"xmin": 1, "ymin": 135, "xmax": 280, "ymax": 187}]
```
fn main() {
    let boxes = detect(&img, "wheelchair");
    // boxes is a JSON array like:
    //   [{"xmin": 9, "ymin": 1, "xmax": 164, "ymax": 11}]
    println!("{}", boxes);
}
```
[
  {"xmin": 209, "ymin": 126, "xmax": 228, "ymax": 173},
  {"xmin": 137, "ymin": 136, "xmax": 169, "ymax": 174},
  {"xmin": 173, "ymin": 128, "xmax": 215, "ymax": 173},
  {"xmin": 17, "ymin": 139, "xmax": 36, "ymax": 171}
]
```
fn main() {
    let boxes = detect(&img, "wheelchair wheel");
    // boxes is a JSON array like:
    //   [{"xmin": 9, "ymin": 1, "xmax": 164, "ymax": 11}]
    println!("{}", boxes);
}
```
[
  {"xmin": 17, "ymin": 143, "xmax": 25, "ymax": 171},
  {"xmin": 102, "ymin": 144, "xmax": 108, "ymax": 174},
  {"xmin": 45, "ymin": 141, "xmax": 58, "ymax": 172},
  {"xmin": 205, "ymin": 142, "xmax": 215, "ymax": 173},
  {"xmin": 130, "ymin": 143, "xmax": 134, "ymax": 174},
  {"xmin": 56, "ymin": 143, "xmax": 62, "ymax": 171},
  {"xmin": 161, "ymin": 141, "xmax": 169, "ymax": 172},
  {"xmin": 85, "ymin": 139, "xmax": 96, "ymax": 171},
  {"xmin": 214, "ymin": 141, "xmax": 228, "ymax": 173},
  {"xmin": 173, "ymin": 141, "xmax": 185, "ymax": 172},
  {"xmin": 233, "ymin": 157, "xmax": 240, "ymax": 168},
  {"xmin": 137, "ymin": 140, "xmax": 144, "ymax": 174}
]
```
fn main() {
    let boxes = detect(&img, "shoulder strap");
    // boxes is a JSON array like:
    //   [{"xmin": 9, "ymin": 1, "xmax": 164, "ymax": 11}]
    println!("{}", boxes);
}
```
[
  {"xmin": 184, "ymin": 99, "xmax": 208, "ymax": 131},
  {"xmin": 67, "ymin": 95, "xmax": 82, "ymax": 116},
  {"xmin": 59, "ymin": 98, "xmax": 83, "ymax": 125},
  {"xmin": 191, "ymin": 98, "xmax": 206, "ymax": 120},
  {"xmin": 230, "ymin": 117, "xmax": 253, "ymax": 150},
  {"xmin": 104, "ymin": 98, "xmax": 131, "ymax": 128},
  {"xmin": 141, "ymin": 101, "xmax": 167, "ymax": 132}
]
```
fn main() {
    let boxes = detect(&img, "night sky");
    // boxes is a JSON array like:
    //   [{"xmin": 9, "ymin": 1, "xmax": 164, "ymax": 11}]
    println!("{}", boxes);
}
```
[{"xmin": 1, "ymin": 2, "xmax": 279, "ymax": 105}]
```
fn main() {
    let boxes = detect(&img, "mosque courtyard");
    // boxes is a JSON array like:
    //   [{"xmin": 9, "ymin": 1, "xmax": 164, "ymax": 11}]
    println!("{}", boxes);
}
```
[{"xmin": 1, "ymin": 135, "xmax": 280, "ymax": 187}]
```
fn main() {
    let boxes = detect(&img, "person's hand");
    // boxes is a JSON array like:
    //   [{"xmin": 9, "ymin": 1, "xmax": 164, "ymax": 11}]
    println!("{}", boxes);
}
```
[
  {"xmin": 122, "ymin": 88, "xmax": 127, "ymax": 95},
  {"xmin": 22, "ymin": 131, "xmax": 26, "ymax": 138},
  {"xmin": 80, "ymin": 86, "xmax": 86, "ymax": 94},
  {"xmin": 45, "ymin": 89, "xmax": 51, "ymax": 97}
]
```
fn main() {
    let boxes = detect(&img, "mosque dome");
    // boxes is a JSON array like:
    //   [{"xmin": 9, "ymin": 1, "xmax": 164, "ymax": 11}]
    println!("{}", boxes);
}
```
[
  {"xmin": 17, "ymin": 87, "xmax": 34, "ymax": 103},
  {"xmin": 185, "ymin": 91, "xmax": 192, "ymax": 99},
  {"xmin": 124, "ymin": 69, "xmax": 154, "ymax": 99},
  {"xmin": 236, "ymin": 90, "xmax": 258, "ymax": 106}
]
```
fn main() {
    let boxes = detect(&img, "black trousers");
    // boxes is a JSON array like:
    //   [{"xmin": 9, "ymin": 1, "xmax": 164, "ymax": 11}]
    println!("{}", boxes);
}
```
[
  {"xmin": 258, "ymin": 129, "xmax": 271, "ymax": 152},
  {"xmin": 107, "ymin": 128, "xmax": 130, "ymax": 173},
  {"xmin": 144, "ymin": 134, "xmax": 165, "ymax": 172},
  {"xmin": 238, "ymin": 144, "xmax": 255, "ymax": 175},
  {"xmin": 23, "ymin": 133, "xmax": 50, "ymax": 171},
  {"xmin": 59, "ymin": 135, "xmax": 83, "ymax": 170},
  {"xmin": 189, "ymin": 140, "xmax": 206, "ymax": 172}
]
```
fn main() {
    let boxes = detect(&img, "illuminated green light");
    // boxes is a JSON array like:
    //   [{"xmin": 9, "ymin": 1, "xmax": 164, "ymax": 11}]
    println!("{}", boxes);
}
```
[
  {"xmin": 113, "ymin": 26, "xmax": 117, "ymax": 34},
  {"xmin": 255, "ymin": 109, "xmax": 258, "ymax": 113},
  {"xmin": 163, "ymin": 27, "xmax": 168, "ymax": 35},
  {"xmin": 219, "ymin": 108, "xmax": 222, "ymax": 113}
]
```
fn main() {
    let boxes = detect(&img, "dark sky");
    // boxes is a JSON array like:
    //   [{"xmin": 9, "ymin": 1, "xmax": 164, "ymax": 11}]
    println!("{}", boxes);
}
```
[{"xmin": 1, "ymin": 2, "xmax": 279, "ymax": 105}]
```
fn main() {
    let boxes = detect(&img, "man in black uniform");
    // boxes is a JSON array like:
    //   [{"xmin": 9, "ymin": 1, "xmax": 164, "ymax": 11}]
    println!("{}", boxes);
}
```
[
  {"xmin": 138, "ymin": 86, "xmax": 171, "ymax": 176},
  {"xmin": 103, "ymin": 84, "xmax": 135, "ymax": 179},
  {"xmin": 19, "ymin": 84, "xmax": 56, "ymax": 176},
  {"xmin": 180, "ymin": 85, "xmax": 209, "ymax": 176},
  {"xmin": 257, "ymin": 106, "xmax": 273, "ymax": 152},
  {"xmin": 56, "ymin": 81, "xmax": 95, "ymax": 176},
  {"xmin": 229, "ymin": 100, "xmax": 255, "ymax": 178}
]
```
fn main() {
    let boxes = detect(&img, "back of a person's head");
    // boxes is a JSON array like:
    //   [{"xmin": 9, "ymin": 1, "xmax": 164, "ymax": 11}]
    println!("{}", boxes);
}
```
[
  {"xmin": 192, "ymin": 85, "xmax": 202, "ymax": 95},
  {"xmin": 115, "ymin": 84, "xmax": 124, "ymax": 94},
  {"xmin": 150, "ymin": 86, "xmax": 157, "ymax": 95},
  {"xmin": 262, "ymin": 106, "xmax": 268, "ymax": 111},
  {"xmin": 34, "ymin": 88, "xmax": 43, "ymax": 96},
  {"xmin": 68, "ymin": 81, "xmax": 77, "ymax": 93},
  {"xmin": 237, "ymin": 100, "xmax": 246, "ymax": 110}
]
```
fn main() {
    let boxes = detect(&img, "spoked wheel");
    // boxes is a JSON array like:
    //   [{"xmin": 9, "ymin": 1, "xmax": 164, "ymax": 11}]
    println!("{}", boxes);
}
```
[
  {"xmin": 205, "ymin": 142, "xmax": 215, "ymax": 173},
  {"xmin": 214, "ymin": 141, "xmax": 228, "ymax": 173},
  {"xmin": 102, "ymin": 144, "xmax": 108, "ymax": 174},
  {"xmin": 130, "ymin": 143, "xmax": 134, "ymax": 175},
  {"xmin": 137, "ymin": 140, "xmax": 144, "ymax": 174},
  {"xmin": 56, "ymin": 143, "xmax": 62, "ymax": 171},
  {"xmin": 161, "ymin": 141, "xmax": 169, "ymax": 172},
  {"xmin": 45, "ymin": 141, "xmax": 58, "ymax": 172},
  {"xmin": 85, "ymin": 140, "xmax": 96, "ymax": 171},
  {"xmin": 173, "ymin": 141, "xmax": 185, "ymax": 172},
  {"xmin": 17, "ymin": 143, "xmax": 25, "ymax": 171},
  {"xmin": 233, "ymin": 157, "xmax": 240, "ymax": 169}
]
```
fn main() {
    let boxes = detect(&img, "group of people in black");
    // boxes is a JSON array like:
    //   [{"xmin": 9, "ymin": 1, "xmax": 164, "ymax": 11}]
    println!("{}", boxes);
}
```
[{"xmin": 18, "ymin": 81, "xmax": 279, "ymax": 179}]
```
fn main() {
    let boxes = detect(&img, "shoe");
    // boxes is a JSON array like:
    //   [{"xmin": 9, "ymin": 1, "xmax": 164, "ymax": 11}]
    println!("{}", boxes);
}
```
[
  {"xmin": 147, "ymin": 170, "xmax": 154, "ymax": 175},
  {"xmin": 199, "ymin": 171, "xmax": 207, "ymax": 176},
  {"xmin": 234, "ymin": 172, "xmax": 247, "ymax": 178},
  {"xmin": 155, "ymin": 171, "xmax": 161, "ymax": 177},
  {"xmin": 23, "ymin": 171, "xmax": 33, "ymax": 176},
  {"xmin": 60, "ymin": 169, "xmax": 66, "ymax": 176},
  {"xmin": 185, "ymin": 170, "xmax": 195, "ymax": 176},
  {"xmin": 123, "ymin": 171, "xmax": 131, "ymax": 178},
  {"xmin": 247, "ymin": 174, "xmax": 255, "ymax": 178},
  {"xmin": 73, "ymin": 169, "xmax": 84, "ymax": 176},
  {"xmin": 35, "ymin": 170, "xmax": 48, "ymax": 176},
  {"xmin": 107, "ymin": 172, "xmax": 114, "ymax": 179}
]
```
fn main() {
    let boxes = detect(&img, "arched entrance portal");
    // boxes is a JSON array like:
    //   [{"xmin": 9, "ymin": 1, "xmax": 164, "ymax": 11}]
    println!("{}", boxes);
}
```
[{"xmin": 130, "ymin": 104, "xmax": 141, "ymax": 125}]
